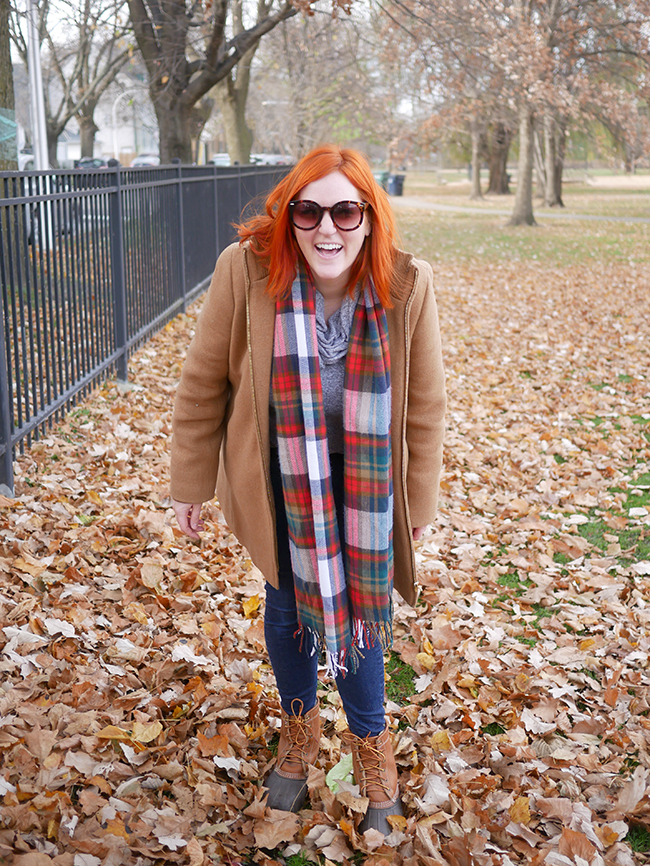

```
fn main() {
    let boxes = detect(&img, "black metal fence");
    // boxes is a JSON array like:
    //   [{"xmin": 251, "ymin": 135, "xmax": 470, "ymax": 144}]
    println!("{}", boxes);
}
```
[{"xmin": 0, "ymin": 161, "xmax": 290, "ymax": 493}]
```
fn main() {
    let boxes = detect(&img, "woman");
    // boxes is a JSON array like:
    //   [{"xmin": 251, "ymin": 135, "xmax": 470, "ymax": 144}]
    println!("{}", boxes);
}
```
[{"xmin": 170, "ymin": 145, "xmax": 446, "ymax": 835}]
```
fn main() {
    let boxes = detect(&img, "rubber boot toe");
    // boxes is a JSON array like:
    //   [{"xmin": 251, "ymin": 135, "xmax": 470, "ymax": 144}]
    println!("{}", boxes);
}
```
[
  {"xmin": 264, "ymin": 768, "xmax": 308, "ymax": 812},
  {"xmin": 358, "ymin": 794, "xmax": 404, "ymax": 835}
]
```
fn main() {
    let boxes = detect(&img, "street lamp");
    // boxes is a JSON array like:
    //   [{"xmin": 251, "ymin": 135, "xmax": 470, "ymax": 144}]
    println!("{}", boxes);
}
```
[{"xmin": 111, "ymin": 89, "xmax": 146, "ymax": 162}]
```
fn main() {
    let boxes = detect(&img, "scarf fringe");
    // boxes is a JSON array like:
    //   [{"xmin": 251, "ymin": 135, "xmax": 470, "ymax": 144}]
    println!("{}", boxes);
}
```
[{"xmin": 296, "ymin": 616, "xmax": 394, "ymax": 679}]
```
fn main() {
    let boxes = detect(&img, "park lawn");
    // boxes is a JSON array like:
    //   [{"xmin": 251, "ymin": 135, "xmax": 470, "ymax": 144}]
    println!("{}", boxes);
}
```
[
  {"xmin": 1, "ymin": 212, "xmax": 649, "ymax": 864},
  {"xmin": 402, "ymin": 171, "xmax": 650, "ymax": 219},
  {"xmin": 394, "ymin": 206, "xmax": 650, "ymax": 266}
]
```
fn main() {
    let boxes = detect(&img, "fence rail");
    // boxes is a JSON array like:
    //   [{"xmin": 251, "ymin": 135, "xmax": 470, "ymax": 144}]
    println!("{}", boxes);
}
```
[{"xmin": 0, "ymin": 161, "xmax": 289, "ymax": 493}]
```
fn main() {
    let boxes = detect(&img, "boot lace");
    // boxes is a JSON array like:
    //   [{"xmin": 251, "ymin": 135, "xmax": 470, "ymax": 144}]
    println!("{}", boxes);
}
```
[
  {"xmin": 354, "ymin": 737, "xmax": 393, "ymax": 801},
  {"xmin": 277, "ymin": 699, "xmax": 313, "ymax": 774}
]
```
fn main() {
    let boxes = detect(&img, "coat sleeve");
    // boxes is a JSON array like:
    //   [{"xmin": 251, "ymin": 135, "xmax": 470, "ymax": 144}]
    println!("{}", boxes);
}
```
[
  {"xmin": 405, "ymin": 260, "xmax": 446, "ymax": 527},
  {"xmin": 170, "ymin": 244, "xmax": 240, "ymax": 504}
]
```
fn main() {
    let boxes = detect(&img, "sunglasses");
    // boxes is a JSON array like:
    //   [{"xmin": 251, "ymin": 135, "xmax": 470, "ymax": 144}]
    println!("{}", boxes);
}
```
[{"xmin": 288, "ymin": 199, "xmax": 369, "ymax": 231}]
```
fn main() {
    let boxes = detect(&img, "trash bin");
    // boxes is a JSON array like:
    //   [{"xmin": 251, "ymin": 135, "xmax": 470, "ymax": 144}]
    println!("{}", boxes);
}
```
[
  {"xmin": 373, "ymin": 170, "xmax": 390, "ymax": 191},
  {"xmin": 387, "ymin": 174, "xmax": 405, "ymax": 196}
]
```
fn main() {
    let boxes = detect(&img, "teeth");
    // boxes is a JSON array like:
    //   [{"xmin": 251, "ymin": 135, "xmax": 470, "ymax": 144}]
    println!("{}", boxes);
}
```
[{"xmin": 316, "ymin": 244, "xmax": 341, "ymax": 250}]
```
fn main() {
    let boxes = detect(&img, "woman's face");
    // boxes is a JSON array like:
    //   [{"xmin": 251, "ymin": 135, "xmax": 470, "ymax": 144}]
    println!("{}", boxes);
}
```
[{"xmin": 291, "ymin": 170, "xmax": 371, "ymax": 296}]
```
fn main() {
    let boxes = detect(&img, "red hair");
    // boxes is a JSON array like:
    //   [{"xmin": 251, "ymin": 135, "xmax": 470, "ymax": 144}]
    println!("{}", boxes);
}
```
[{"xmin": 237, "ymin": 145, "xmax": 399, "ymax": 308}]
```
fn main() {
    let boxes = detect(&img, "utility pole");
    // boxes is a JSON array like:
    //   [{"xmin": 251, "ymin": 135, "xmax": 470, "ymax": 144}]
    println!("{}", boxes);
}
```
[{"xmin": 26, "ymin": 0, "xmax": 48, "ymax": 169}]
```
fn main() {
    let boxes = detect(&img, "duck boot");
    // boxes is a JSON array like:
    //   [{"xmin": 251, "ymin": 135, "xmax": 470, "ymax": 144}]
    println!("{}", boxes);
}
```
[
  {"xmin": 343, "ymin": 724, "xmax": 404, "ymax": 835},
  {"xmin": 264, "ymin": 699, "xmax": 320, "ymax": 812}
]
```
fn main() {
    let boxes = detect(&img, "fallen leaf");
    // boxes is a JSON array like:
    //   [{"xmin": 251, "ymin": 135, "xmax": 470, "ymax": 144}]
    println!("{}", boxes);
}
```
[
  {"xmin": 132, "ymin": 720, "xmax": 163, "ymax": 743},
  {"xmin": 253, "ymin": 810, "xmax": 300, "ymax": 848}
]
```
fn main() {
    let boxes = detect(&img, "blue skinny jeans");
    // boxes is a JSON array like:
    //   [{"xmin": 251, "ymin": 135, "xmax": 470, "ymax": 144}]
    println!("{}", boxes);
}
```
[{"xmin": 265, "ymin": 449, "xmax": 387, "ymax": 737}]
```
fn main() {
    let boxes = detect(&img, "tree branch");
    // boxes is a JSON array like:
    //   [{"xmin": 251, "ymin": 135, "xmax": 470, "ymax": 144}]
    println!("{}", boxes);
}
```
[
  {"xmin": 127, "ymin": 0, "xmax": 161, "ymax": 65},
  {"xmin": 184, "ymin": 0, "xmax": 297, "ymax": 106}
]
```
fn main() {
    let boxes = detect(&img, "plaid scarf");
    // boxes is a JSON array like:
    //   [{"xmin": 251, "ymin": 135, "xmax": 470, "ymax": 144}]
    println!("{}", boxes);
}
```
[{"xmin": 271, "ymin": 268, "xmax": 393, "ymax": 675}]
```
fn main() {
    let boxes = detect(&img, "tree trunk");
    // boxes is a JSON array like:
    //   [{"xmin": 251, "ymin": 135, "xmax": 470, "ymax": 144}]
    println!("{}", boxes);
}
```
[
  {"xmin": 469, "ymin": 119, "xmax": 483, "ymax": 200},
  {"xmin": 543, "ymin": 109, "xmax": 562, "ymax": 206},
  {"xmin": 155, "ymin": 98, "xmax": 193, "ymax": 164},
  {"xmin": 190, "ymin": 98, "xmax": 214, "ymax": 163},
  {"xmin": 46, "ymin": 119, "xmax": 61, "ymax": 168},
  {"xmin": 486, "ymin": 123, "xmax": 511, "ymax": 194},
  {"xmin": 533, "ymin": 124, "xmax": 545, "ymax": 200},
  {"xmin": 508, "ymin": 101, "xmax": 536, "ymax": 226},
  {"xmin": 216, "ymin": 78, "xmax": 253, "ymax": 165},
  {"xmin": 623, "ymin": 141, "xmax": 635, "ymax": 174},
  {"xmin": 78, "ymin": 111, "xmax": 99, "ymax": 159},
  {"xmin": 553, "ymin": 116, "xmax": 566, "ymax": 207},
  {"xmin": 215, "ymin": 4, "xmax": 258, "ymax": 166},
  {"xmin": 0, "ymin": 0, "xmax": 17, "ymax": 170}
]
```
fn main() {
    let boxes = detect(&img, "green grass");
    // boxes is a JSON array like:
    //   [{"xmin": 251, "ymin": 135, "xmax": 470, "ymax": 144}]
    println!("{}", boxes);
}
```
[
  {"xmin": 497, "ymin": 572, "xmax": 532, "ymax": 596},
  {"xmin": 385, "ymin": 651, "xmax": 417, "ymax": 705},
  {"xmin": 482, "ymin": 722, "xmax": 506, "ymax": 736},
  {"xmin": 286, "ymin": 854, "xmax": 319, "ymax": 866},
  {"xmin": 497, "ymin": 573, "xmax": 521, "ymax": 589},
  {"xmin": 628, "ymin": 823, "xmax": 650, "ymax": 853},
  {"xmin": 245, "ymin": 852, "xmax": 321, "ymax": 866},
  {"xmin": 531, "ymin": 603, "xmax": 557, "ymax": 626},
  {"xmin": 575, "ymin": 474, "xmax": 650, "ymax": 562},
  {"xmin": 394, "ymin": 172, "xmax": 650, "ymax": 266},
  {"xmin": 395, "ymin": 209, "xmax": 650, "ymax": 267},
  {"xmin": 553, "ymin": 552, "xmax": 572, "ymax": 565},
  {"xmin": 631, "ymin": 471, "xmax": 650, "ymax": 494},
  {"xmin": 267, "ymin": 732, "xmax": 279, "ymax": 757},
  {"xmin": 515, "ymin": 635, "xmax": 537, "ymax": 646}
]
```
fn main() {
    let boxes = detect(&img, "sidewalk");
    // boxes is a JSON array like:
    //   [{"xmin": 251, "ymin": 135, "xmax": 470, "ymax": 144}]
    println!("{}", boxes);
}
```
[
  {"xmin": 2, "ymin": 257, "xmax": 649, "ymax": 863},
  {"xmin": 391, "ymin": 194, "xmax": 650, "ymax": 223}
]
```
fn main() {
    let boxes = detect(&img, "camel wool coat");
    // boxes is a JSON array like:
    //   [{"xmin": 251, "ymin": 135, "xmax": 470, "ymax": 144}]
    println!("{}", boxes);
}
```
[{"xmin": 170, "ymin": 242, "xmax": 446, "ymax": 606}]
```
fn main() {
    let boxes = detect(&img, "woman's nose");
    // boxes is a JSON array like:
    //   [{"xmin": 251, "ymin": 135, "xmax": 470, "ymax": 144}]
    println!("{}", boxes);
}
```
[{"xmin": 319, "ymin": 210, "xmax": 337, "ymax": 233}]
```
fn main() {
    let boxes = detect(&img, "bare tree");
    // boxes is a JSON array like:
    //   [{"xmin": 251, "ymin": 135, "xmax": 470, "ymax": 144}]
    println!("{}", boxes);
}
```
[
  {"xmin": 213, "ymin": 4, "xmax": 401, "ymax": 161},
  {"xmin": 11, "ymin": 0, "xmax": 132, "ymax": 164},
  {"xmin": 212, "ymin": 0, "xmax": 265, "ymax": 164},
  {"xmin": 127, "ymin": 0, "xmax": 347, "ymax": 164},
  {"xmin": 380, "ymin": 0, "xmax": 650, "ymax": 225}
]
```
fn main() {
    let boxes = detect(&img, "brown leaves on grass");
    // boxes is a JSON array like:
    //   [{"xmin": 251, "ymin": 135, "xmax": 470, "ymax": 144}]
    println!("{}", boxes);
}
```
[{"xmin": 1, "ymin": 261, "xmax": 649, "ymax": 865}]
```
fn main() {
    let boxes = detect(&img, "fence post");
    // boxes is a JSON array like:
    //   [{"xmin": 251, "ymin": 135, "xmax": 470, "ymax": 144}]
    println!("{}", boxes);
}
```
[
  {"xmin": 108, "ymin": 159, "xmax": 128, "ymax": 381},
  {"xmin": 0, "ymin": 288, "xmax": 14, "ymax": 495},
  {"xmin": 171, "ymin": 158, "xmax": 187, "ymax": 313}
]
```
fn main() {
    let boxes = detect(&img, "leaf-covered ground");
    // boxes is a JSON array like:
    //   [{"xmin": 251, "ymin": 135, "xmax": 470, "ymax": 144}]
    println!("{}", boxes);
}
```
[{"xmin": 1, "ymin": 259, "xmax": 650, "ymax": 866}]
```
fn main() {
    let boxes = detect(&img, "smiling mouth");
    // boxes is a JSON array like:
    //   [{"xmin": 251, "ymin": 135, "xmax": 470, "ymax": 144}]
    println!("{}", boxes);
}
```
[{"xmin": 315, "ymin": 243, "xmax": 342, "ymax": 254}]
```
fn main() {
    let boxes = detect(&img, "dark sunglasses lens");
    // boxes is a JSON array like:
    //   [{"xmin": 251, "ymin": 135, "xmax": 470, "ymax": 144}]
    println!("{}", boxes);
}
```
[
  {"xmin": 291, "ymin": 201, "xmax": 321, "ymax": 229},
  {"xmin": 331, "ymin": 202, "xmax": 362, "ymax": 230}
]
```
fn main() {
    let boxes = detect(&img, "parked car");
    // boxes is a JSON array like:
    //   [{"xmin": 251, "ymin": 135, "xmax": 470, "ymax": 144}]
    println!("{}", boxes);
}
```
[
  {"xmin": 250, "ymin": 153, "xmax": 292, "ymax": 166},
  {"xmin": 75, "ymin": 157, "xmax": 108, "ymax": 169},
  {"xmin": 209, "ymin": 153, "xmax": 231, "ymax": 166},
  {"xmin": 131, "ymin": 153, "xmax": 160, "ymax": 167}
]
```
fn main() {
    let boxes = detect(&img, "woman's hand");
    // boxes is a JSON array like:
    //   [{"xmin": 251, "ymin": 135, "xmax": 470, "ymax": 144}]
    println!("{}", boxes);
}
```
[
  {"xmin": 172, "ymin": 500, "xmax": 205, "ymax": 540},
  {"xmin": 412, "ymin": 526, "xmax": 427, "ymax": 541}
]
